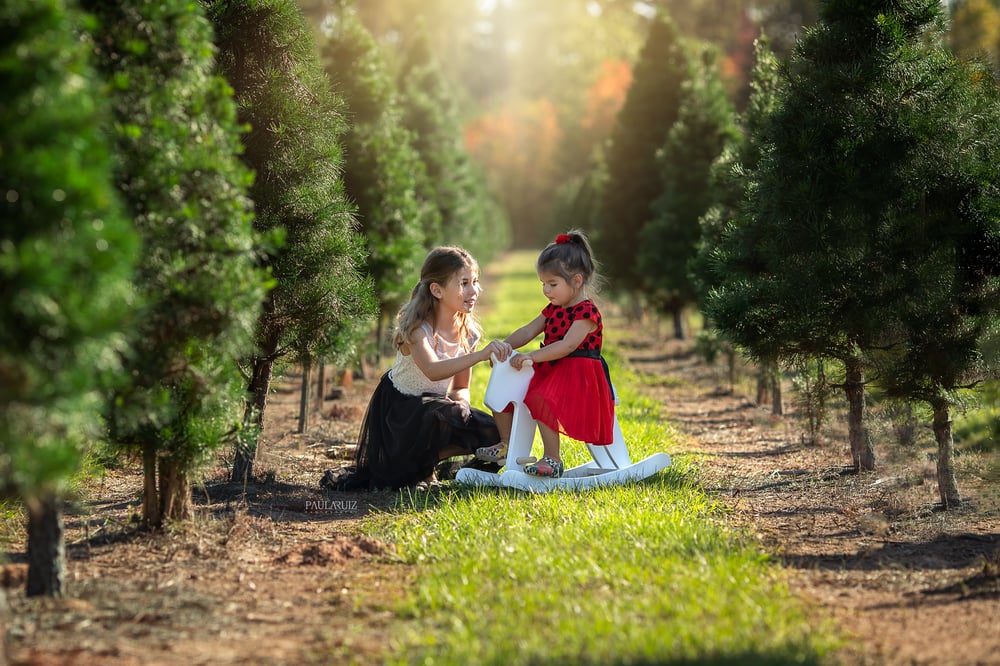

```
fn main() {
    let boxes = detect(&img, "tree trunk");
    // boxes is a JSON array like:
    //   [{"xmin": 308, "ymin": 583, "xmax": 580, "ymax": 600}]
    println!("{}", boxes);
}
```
[
  {"xmin": 298, "ymin": 354, "xmax": 311, "ymax": 434},
  {"xmin": 816, "ymin": 360, "xmax": 826, "ymax": 433},
  {"xmin": 805, "ymin": 359, "xmax": 827, "ymax": 445},
  {"xmin": 314, "ymin": 360, "xmax": 325, "ymax": 412},
  {"xmin": 234, "ymin": 332, "xmax": 280, "ymax": 483},
  {"xmin": 159, "ymin": 459, "xmax": 192, "ymax": 521},
  {"xmin": 755, "ymin": 359, "xmax": 781, "ymax": 411},
  {"xmin": 931, "ymin": 400, "xmax": 962, "ymax": 508},
  {"xmin": 625, "ymin": 294, "xmax": 643, "ymax": 323},
  {"xmin": 375, "ymin": 316, "xmax": 385, "ymax": 365},
  {"xmin": 26, "ymin": 493, "xmax": 64, "ymax": 597},
  {"xmin": 0, "ymin": 585, "xmax": 8, "ymax": 665},
  {"xmin": 726, "ymin": 348, "xmax": 736, "ymax": 394},
  {"xmin": 770, "ymin": 364, "xmax": 783, "ymax": 416},
  {"xmin": 893, "ymin": 403, "xmax": 918, "ymax": 448},
  {"xmin": 142, "ymin": 444, "xmax": 161, "ymax": 527},
  {"xmin": 843, "ymin": 357, "xmax": 876, "ymax": 472},
  {"xmin": 671, "ymin": 305, "xmax": 685, "ymax": 340},
  {"xmin": 755, "ymin": 364, "xmax": 770, "ymax": 405}
]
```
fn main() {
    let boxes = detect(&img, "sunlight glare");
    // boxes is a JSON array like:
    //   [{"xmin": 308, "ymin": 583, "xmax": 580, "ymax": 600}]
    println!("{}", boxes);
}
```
[{"xmin": 633, "ymin": 1, "xmax": 656, "ymax": 19}]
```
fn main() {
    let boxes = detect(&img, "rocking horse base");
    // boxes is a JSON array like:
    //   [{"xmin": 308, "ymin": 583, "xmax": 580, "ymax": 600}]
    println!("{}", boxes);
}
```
[{"xmin": 455, "ymin": 452, "xmax": 671, "ymax": 493}]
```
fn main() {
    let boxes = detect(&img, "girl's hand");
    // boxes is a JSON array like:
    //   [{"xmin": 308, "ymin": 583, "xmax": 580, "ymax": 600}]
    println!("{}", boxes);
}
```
[
  {"xmin": 483, "ymin": 339, "xmax": 512, "ymax": 363},
  {"xmin": 447, "ymin": 389, "xmax": 472, "ymax": 422},
  {"xmin": 510, "ymin": 352, "xmax": 532, "ymax": 370},
  {"xmin": 451, "ymin": 398, "xmax": 471, "ymax": 422}
]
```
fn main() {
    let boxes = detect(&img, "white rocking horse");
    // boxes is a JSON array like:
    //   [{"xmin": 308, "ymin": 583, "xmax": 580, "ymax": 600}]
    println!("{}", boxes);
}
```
[{"xmin": 455, "ymin": 355, "xmax": 671, "ymax": 492}]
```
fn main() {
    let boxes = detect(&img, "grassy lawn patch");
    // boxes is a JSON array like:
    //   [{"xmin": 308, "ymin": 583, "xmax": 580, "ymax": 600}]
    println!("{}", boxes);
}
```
[{"xmin": 359, "ymin": 251, "xmax": 838, "ymax": 665}]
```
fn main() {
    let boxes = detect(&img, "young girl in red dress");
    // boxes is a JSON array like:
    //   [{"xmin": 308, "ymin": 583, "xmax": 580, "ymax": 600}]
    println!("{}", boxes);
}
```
[{"xmin": 475, "ymin": 230, "xmax": 614, "ymax": 478}]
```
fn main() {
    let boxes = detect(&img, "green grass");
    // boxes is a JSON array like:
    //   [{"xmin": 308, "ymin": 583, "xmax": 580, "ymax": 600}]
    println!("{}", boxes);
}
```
[
  {"xmin": 0, "ymin": 499, "xmax": 23, "ymax": 549},
  {"xmin": 953, "ymin": 380, "xmax": 1000, "ymax": 454},
  {"xmin": 356, "ymin": 251, "xmax": 838, "ymax": 665}
]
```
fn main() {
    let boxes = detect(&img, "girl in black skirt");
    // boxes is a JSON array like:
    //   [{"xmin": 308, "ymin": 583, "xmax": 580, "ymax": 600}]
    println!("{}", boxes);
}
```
[{"xmin": 324, "ymin": 247, "xmax": 512, "ymax": 490}]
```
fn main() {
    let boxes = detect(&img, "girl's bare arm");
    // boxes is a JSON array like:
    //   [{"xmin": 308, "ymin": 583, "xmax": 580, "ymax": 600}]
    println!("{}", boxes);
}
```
[
  {"xmin": 504, "ymin": 314, "xmax": 546, "ymax": 350},
  {"xmin": 405, "ymin": 329, "xmax": 508, "ymax": 382},
  {"xmin": 519, "ymin": 319, "xmax": 596, "ymax": 364},
  {"xmin": 448, "ymin": 366, "xmax": 472, "ymax": 402}
]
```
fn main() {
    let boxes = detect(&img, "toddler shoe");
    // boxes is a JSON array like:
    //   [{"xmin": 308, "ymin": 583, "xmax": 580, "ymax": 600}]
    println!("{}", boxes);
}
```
[
  {"xmin": 524, "ymin": 456, "xmax": 563, "ymax": 478},
  {"xmin": 475, "ymin": 441, "xmax": 508, "ymax": 463}
]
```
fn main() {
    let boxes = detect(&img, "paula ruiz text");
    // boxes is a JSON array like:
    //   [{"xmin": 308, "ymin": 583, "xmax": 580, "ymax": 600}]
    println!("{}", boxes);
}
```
[{"xmin": 304, "ymin": 499, "xmax": 360, "ymax": 513}]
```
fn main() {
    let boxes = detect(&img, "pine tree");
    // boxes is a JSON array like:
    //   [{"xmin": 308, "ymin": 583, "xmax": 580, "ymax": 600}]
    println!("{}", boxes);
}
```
[
  {"xmin": 694, "ymin": 37, "xmax": 782, "ymax": 299},
  {"xmin": 81, "ymin": 0, "xmax": 269, "ymax": 525},
  {"xmin": 638, "ymin": 46, "xmax": 738, "ymax": 340},
  {"xmin": 203, "ymin": 0, "xmax": 375, "ymax": 482},
  {"xmin": 707, "ymin": 0, "xmax": 1000, "ymax": 498},
  {"xmin": 872, "ymin": 18, "xmax": 1000, "ymax": 507},
  {"xmin": 695, "ymin": 38, "xmax": 786, "ymax": 416},
  {"xmin": 320, "ymin": 8, "xmax": 429, "ymax": 355},
  {"xmin": 708, "ymin": 1, "xmax": 907, "ymax": 472},
  {"xmin": 0, "ymin": 0, "xmax": 138, "ymax": 595},
  {"xmin": 599, "ymin": 16, "xmax": 688, "ymax": 297}
]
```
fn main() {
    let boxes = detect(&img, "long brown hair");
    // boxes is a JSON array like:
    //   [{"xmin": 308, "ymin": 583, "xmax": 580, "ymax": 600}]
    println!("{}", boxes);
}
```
[{"xmin": 392, "ymin": 246, "xmax": 482, "ymax": 351}]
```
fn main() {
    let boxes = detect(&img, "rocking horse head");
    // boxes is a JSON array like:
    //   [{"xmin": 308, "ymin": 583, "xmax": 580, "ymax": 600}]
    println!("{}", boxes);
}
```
[{"xmin": 483, "ymin": 355, "xmax": 534, "ymax": 413}]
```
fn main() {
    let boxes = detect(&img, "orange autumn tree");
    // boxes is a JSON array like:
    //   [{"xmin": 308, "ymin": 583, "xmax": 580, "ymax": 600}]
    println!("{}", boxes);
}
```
[
  {"xmin": 579, "ymin": 59, "xmax": 632, "ymax": 154},
  {"xmin": 549, "ymin": 58, "xmax": 632, "ymax": 204},
  {"xmin": 465, "ymin": 59, "xmax": 632, "ymax": 247},
  {"xmin": 547, "ymin": 57, "xmax": 633, "ymax": 254},
  {"xmin": 465, "ymin": 98, "xmax": 562, "ymax": 246}
]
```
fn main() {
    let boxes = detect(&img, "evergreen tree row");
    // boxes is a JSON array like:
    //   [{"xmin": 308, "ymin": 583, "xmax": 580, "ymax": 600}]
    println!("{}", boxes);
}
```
[
  {"xmin": 1, "ymin": 0, "xmax": 508, "ymax": 597},
  {"xmin": 702, "ymin": 0, "xmax": 1000, "ymax": 508},
  {"xmin": 563, "ymin": 14, "xmax": 736, "ymax": 336},
  {"xmin": 584, "ymin": 1, "xmax": 1000, "ymax": 508},
  {"xmin": 1, "ymin": 0, "xmax": 140, "ymax": 596}
]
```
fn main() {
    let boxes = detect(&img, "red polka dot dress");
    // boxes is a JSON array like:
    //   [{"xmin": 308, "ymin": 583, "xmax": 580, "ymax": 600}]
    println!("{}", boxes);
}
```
[{"xmin": 523, "ymin": 300, "xmax": 615, "ymax": 445}]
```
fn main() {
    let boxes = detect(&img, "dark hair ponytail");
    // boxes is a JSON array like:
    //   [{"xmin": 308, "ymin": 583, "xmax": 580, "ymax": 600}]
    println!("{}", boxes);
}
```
[{"xmin": 537, "ymin": 229, "xmax": 601, "ymax": 292}]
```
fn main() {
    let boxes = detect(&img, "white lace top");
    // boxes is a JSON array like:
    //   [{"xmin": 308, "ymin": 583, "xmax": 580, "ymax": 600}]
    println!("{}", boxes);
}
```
[{"xmin": 389, "ymin": 322, "xmax": 480, "ymax": 396}]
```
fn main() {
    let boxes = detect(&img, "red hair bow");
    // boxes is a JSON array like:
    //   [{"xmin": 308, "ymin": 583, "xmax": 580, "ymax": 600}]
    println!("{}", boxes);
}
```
[{"xmin": 555, "ymin": 234, "xmax": 571, "ymax": 244}]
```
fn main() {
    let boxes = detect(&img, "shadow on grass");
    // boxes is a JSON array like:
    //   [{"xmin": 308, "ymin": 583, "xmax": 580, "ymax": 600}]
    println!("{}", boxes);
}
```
[{"xmin": 391, "ymin": 468, "xmax": 696, "ymax": 517}]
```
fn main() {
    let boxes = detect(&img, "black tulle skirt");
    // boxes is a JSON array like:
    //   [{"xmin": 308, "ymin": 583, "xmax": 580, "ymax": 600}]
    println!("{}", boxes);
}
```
[{"xmin": 324, "ymin": 372, "xmax": 500, "ymax": 490}]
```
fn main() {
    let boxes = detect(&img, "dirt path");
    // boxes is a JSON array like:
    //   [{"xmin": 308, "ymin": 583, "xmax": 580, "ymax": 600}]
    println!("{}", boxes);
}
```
[
  {"xmin": 3, "ymin": 319, "xmax": 999, "ymax": 665},
  {"xmin": 620, "ymin": 325, "xmax": 1000, "ymax": 666},
  {"xmin": 2, "ymin": 368, "xmax": 404, "ymax": 666}
]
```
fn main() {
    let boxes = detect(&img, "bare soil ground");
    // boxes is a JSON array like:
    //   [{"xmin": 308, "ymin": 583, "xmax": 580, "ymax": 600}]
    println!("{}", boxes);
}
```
[
  {"xmin": 624, "ymin": 331, "xmax": 1000, "ymax": 666},
  {"xmin": 3, "ymin": 317, "xmax": 999, "ymax": 665}
]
